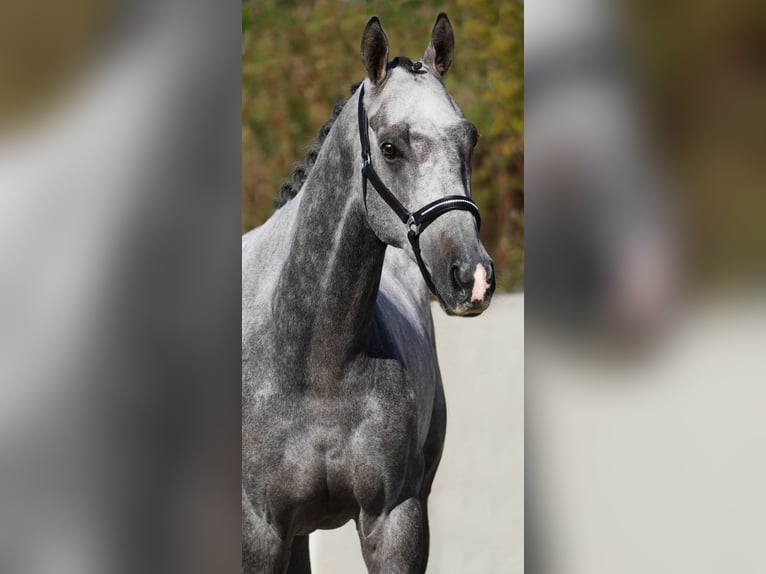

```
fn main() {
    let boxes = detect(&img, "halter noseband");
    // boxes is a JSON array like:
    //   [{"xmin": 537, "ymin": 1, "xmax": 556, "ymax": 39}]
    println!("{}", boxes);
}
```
[{"xmin": 357, "ymin": 83, "xmax": 481, "ymax": 297}]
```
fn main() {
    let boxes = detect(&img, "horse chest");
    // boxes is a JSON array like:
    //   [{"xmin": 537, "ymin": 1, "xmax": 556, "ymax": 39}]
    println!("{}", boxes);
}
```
[{"xmin": 253, "ymin": 369, "xmax": 423, "ymax": 532}]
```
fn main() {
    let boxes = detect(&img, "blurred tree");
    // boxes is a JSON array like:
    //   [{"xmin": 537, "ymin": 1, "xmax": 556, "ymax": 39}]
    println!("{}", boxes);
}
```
[{"xmin": 242, "ymin": 0, "xmax": 523, "ymax": 290}]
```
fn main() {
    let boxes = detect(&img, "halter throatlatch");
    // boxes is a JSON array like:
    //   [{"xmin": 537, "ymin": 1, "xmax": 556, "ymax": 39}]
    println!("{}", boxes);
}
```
[{"xmin": 357, "ymin": 84, "xmax": 481, "ymax": 296}]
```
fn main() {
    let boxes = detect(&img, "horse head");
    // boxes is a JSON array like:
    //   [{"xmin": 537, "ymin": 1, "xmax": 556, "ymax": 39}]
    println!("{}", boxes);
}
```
[{"xmin": 358, "ymin": 14, "xmax": 495, "ymax": 316}]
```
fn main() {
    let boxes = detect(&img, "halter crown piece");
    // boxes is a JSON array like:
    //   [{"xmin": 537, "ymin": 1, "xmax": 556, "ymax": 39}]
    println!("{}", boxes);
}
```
[{"xmin": 357, "ymin": 83, "xmax": 482, "ymax": 297}]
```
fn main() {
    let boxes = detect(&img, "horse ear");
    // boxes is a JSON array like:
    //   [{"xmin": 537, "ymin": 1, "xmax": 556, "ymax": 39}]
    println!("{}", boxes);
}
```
[
  {"xmin": 361, "ymin": 16, "xmax": 389, "ymax": 85},
  {"xmin": 423, "ymin": 13, "xmax": 454, "ymax": 77}
]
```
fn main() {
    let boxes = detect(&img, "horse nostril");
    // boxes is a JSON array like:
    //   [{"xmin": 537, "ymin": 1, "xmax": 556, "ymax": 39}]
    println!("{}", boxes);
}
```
[
  {"xmin": 450, "ymin": 263, "xmax": 474, "ymax": 291},
  {"xmin": 486, "ymin": 261, "xmax": 495, "ymax": 283}
]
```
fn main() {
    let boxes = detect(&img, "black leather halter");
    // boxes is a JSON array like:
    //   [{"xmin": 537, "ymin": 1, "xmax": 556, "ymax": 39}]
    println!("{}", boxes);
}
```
[{"xmin": 357, "ymin": 84, "xmax": 481, "ymax": 296}]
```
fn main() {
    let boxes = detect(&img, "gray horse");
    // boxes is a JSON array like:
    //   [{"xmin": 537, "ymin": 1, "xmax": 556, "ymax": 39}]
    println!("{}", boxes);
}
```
[{"xmin": 242, "ymin": 14, "xmax": 495, "ymax": 573}]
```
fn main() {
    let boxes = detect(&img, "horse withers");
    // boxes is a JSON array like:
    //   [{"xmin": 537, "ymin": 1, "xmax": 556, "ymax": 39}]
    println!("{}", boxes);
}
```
[{"xmin": 242, "ymin": 14, "xmax": 495, "ymax": 573}]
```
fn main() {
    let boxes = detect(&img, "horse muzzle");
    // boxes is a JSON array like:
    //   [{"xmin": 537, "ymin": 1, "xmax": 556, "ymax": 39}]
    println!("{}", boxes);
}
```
[{"xmin": 442, "ymin": 259, "xmax": 496, "ymax": 316}]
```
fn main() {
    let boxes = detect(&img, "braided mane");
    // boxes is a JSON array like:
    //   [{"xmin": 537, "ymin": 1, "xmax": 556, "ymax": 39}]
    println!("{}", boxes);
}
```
[
  {"xmin": 273, "ymin": 82, "xmax": 361, "ymax": 209},
  {"xmin": 273, "ymin": 58, "xmax": 421, "ymax": 209}
]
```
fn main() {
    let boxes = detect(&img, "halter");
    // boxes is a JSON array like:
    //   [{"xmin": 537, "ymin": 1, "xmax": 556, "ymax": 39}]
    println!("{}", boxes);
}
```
[{"xmin": 357, "ymin": 83, "xmax": 481, "ymax": 297}]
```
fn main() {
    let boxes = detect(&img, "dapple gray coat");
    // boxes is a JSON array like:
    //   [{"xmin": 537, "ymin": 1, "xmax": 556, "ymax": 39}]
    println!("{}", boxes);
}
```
[{"xmin": 242, "ymin": 14, "xmax": 494, "ymax": 573}]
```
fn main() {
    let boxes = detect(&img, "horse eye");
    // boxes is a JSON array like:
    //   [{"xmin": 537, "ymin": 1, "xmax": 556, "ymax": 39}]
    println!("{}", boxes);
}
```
[{"xmin": 380, "ymin": 142, "xmax": 397, "ymax": 157}]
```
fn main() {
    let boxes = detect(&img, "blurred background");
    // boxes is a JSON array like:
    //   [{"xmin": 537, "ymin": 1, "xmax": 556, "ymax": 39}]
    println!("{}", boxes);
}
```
[
  {"xmin": 526, "ymin": 0, "xmax": 766, "ymax": 573},
  {"xmin": 242, "ymin": 0, "xmax": 525, "ymax": 291},
  {"xmin": 0, "ymin": 2, "xmax": 241, "ymax": 573}
]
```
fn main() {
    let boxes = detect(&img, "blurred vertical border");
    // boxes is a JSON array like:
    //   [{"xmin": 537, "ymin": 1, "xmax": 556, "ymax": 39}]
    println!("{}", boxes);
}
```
[
  {"xmin": 526, "ymin": 0, "xmax": 766, "ymax": 572},
  {"xmin": 0, "ymin": 2, "xmax": 242, "ymax": 573}
]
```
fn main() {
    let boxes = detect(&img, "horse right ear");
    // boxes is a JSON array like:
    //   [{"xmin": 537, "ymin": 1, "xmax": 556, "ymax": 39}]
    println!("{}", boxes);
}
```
[{"xmin": 361, "ymin": 16, "xmax": 389, "ymax": 85}]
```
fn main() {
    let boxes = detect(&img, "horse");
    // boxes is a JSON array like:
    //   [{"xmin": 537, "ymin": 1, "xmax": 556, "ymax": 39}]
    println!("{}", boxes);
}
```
[{"xmin": 242, "ymin": 14, "xmax": 495, "ymax": 573}]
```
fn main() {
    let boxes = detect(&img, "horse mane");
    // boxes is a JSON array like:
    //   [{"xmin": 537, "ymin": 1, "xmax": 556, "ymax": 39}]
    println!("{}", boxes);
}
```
[
  {"xmin": 273, "ymin": 58, "xmax": 423, "ymax": 210},
  {"xmin": 273, "ymin": 82, "xmax": 362, "ymax": 209}
]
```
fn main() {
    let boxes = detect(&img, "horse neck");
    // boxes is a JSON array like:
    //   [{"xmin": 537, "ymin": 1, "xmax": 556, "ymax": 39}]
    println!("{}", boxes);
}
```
[{"xmin": 273, "ymin": 94, "xmax": 387, "ymax": 388}]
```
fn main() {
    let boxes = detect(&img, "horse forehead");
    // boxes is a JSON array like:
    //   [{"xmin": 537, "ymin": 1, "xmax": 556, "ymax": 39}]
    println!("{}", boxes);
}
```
[{"xmin": 381, "ymin": 77, "xmax": 461, "ymax": 127}]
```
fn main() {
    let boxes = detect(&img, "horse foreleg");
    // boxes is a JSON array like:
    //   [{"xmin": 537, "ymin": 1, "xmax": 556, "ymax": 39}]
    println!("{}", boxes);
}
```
[
  {"xmin": 416, "ymin": 452, "xmax": 442, "ymax": 573},
  {"xmin": 286, "ymin": 535, "xmax": 311, "ymax": 574},
  {"xmin": 418, "ymin": 496, "xmax": 432, "ymax": 574},
  {"xmin": 418, "ymin": 383, "xmax": 446, "ymax": 573},
  {"xmin": 242, "ymin": 489, "xmax": 290, "ymax": 574},
  {"xmin": 358, "ymin": 498, "xmax": 425, "ymax": 574}
]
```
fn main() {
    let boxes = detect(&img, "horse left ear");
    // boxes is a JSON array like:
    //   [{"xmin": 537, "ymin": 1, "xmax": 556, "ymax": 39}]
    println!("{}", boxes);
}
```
[{"xmin": 423, "ymin": 13, "xmax": 454, "ymax": 77}]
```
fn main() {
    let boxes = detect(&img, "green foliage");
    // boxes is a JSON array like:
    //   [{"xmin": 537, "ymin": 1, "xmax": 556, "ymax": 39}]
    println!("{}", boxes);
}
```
[{"xmin": 242, "ymin": 0, "xmax": 523, "ymax": 291}]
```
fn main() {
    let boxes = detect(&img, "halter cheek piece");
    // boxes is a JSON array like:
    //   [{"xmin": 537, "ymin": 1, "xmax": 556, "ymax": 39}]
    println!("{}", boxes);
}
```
[{"xmin": 357, "ymin": 83, "xmax": 481, "ymax": 297}]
